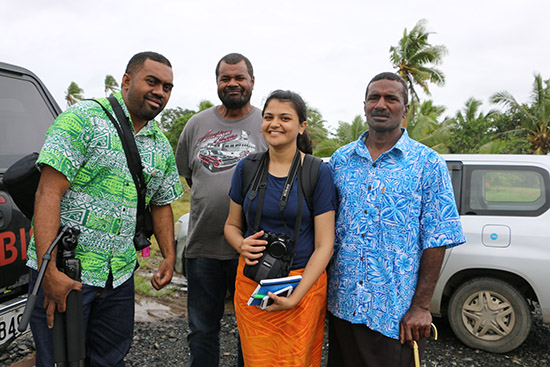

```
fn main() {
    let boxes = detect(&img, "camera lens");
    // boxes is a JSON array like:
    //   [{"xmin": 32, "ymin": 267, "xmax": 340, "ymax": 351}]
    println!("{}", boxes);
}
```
[{"xmin": 269, "ymin": 240, "xmax": 286, "ymax": 258}]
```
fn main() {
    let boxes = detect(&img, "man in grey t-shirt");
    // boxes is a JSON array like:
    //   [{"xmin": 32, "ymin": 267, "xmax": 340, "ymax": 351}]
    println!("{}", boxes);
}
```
[{"xmin": 176, "ymin": 53, "xmax": 267, "ymax": 367}]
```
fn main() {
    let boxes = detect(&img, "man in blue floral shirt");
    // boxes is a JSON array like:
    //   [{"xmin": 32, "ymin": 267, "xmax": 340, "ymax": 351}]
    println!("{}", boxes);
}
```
[{"xmin": 327, "ymin": 72, "xmax": 465, "ymax": 367}]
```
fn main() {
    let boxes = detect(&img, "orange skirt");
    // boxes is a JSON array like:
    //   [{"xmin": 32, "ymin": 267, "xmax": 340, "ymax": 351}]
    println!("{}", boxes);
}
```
[{"xmin": 234, "ymin": 257, "xmax": 327, "ymax": 367}]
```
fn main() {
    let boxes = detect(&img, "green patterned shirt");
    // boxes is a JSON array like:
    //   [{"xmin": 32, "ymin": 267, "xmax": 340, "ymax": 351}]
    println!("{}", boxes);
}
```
[{"xmin": 27, "ymin": 92, "xmax": 183, "ymax": 288}]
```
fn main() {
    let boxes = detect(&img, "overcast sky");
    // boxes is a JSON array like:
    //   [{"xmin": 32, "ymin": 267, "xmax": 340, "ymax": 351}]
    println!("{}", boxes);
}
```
[{"xmin": 2, "ymin": 0, "xmax": 549, "ymax": 131}]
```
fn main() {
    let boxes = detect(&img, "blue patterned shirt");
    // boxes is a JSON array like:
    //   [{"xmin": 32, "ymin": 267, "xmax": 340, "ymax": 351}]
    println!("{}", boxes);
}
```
[{"xmin": 327, "ymin": 129, "xmax": 465, "ymax": 339}]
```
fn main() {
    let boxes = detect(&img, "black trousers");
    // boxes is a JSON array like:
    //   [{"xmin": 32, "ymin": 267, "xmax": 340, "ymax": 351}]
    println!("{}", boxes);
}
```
[{"xmin": 327, "ymin": 312, "xmax": 427, "ymax": 367}]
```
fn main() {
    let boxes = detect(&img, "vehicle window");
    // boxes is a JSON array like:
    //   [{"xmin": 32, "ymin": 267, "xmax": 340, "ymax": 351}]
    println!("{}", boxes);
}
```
[
  {"xmin": 465, "ymin": 166, "xmax": 549, "ymax": 216},
  {"xmin": 446, "ymin": 161, "xmax": 463, "ymax": 209},
  {"xmin": 0, "ymin": 75, "xmax": 56, "ymax": 169}
]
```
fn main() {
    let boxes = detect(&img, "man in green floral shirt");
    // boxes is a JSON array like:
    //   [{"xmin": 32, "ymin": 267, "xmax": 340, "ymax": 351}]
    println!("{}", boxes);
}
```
[{"xmin": 27, "ymin": 51, "xmax": 183, "ymax": 366}]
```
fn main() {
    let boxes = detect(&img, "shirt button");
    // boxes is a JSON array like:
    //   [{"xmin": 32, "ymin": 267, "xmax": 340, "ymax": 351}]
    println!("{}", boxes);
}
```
[
  {"xmin": 372, "ymin": 163, "xmax": 377, "ymax": 168},
  {"xmin": 123, "ymin": 208, "xmax": 126, "ymax": 212},
  {"xmin": 361, "ymin": 233, "xmax": 365, "ymax": 238},
  {"xmin": 126, "ymin": 183, "xmax": 130, "ymax": 186},
  {"xmin": 368, "ymin": 185, "xmax": 372, "ymax": 190},
  {"xmin": 364, "ymin": 209, "xmax": 368, "ymax": 214},
  {"xmin": 359, "ymin": 280, "xmax": 363, "ymax": 285},
  {"xmin": 360, "ymin": 256, "xmax": 364, "ymax": 261}
]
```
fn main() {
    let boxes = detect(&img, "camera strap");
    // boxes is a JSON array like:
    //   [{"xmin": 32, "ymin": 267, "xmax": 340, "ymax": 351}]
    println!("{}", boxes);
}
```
[
  {"xmin": 89, "ymin": 97, "xmax": 151, "ymax": 238},
  {"xmin": 244, "ymin": 150, "xmax": 303, "ymax": 264}
]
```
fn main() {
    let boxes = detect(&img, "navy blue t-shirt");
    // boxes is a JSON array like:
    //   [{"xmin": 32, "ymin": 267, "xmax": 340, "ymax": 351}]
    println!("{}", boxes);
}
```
[{"xmin": 229, "ymin": 157, "xmax": 336, "ymax": 269}]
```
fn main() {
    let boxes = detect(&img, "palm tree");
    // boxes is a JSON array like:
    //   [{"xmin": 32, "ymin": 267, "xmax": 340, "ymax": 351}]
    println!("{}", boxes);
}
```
[
  {"xmin": 491, "ymin": 74, "xmax": 550, "ymax": 154},
  {"xmin": 312, "ymin": 115, "xmax": 367, "ymax": 157},
  {"xmin": 448, "ymin": 98, "xmax": 498, "ymax": 153},
  {"xmin": 407, "ymin": 100, "xmax": 451, "ymax": 153},
  {"xmin": 337, "ymin": 115, "xmax": 368, "ymax": 145},
  {"xmin": 104, "ymin": 75, "xmax": 119, "ymax": 96},
  {"xmin": 306, "ymin": 105, "xmax": 329, "ymax": 149},
  {"xmin": 389, "ymin": 19, "xmax": 448, "ymax": 103},
  {"xmin": 65, "ymin": 82, "xmax": 84, "ymax": 107}
]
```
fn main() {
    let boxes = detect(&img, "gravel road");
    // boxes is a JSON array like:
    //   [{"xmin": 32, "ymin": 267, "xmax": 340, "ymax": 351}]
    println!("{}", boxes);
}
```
[
  {"xmin": 2, "ymin": 305, "xmax": 549, "ymax": 366},
  {"xmin": 123, "ymin": 310, "xmax": 549, "ymax": 367},
  {"xmin": 3, "ymin": 280, "xmax": 549, "ymax": 367}
]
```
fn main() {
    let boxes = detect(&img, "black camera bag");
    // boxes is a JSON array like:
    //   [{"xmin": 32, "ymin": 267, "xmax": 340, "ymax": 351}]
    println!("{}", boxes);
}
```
[
  {"xmin": 3, "ymin": 152, "xmax": 41, "ymax": 220},
  {"xmin": 243, "ymin": 251, "xmax": 290, "ymax": 282}
]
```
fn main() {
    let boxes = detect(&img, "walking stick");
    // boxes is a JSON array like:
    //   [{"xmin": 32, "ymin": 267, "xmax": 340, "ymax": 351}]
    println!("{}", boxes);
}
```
[{"xmin": 413, "ymin": 323, "xmax": 438, "ymax": 367}]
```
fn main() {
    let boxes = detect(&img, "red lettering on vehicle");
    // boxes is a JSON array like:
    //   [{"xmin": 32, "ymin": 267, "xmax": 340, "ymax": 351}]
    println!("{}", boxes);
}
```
[
  {"xmin": 0, "ymin": 232, "xmax": 17, "ymax": 266},
  {"xmin": 19, "ymin": 228, "xmax": 27, "ymax": 261}
]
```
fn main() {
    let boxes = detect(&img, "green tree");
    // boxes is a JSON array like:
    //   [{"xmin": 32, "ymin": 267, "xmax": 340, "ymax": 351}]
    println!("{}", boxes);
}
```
[
  {"xmin": 104, "ymin": 75, "xmax": 120, "ymax": 96},
  {"xmin": 313, "ymin": 136, "xmax": 341, "ymax": 158},
  {"xmin": 65, "ymin": 82, "xmax": 84, "ymax": 107},
  {"xmin": 407, "ymin": 100, "xmax": 451, "ymax": 153},
  {"xmin": 160, "ymin": 100, "xmax": 214, "ymax": 151},
  {"xmin": 448, "ymin": 98, "xmax": 498, "ymax": 153},
  {"xmin": 389, "ymin": 19, "xmax": 448, "ymax": 103},
  {"xmin": 480, "ymin": 110, "xmax": 530, "ymax": 154},
  {"xmin": 312, "ymin": 115, "xmax": 367, "ymax": 157},
  {"xmin": 306, "ymin": 105, "xmax": 329, "ymax": 149},
  {"xmin": 491, "ymin": 74, "xmax": 550, "ymax": 154},
  {"xmin": 336, "ymin": 115, "xmax": 368, "ymax": 145}
]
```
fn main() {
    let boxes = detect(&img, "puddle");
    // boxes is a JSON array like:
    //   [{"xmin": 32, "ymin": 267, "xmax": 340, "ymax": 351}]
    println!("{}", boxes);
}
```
[{"xmin": 135, "ymin": 297, "xmax": 186, "ymax": 322}]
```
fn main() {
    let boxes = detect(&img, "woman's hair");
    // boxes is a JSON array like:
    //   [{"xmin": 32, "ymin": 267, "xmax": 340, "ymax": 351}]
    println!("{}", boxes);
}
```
[{"xmin": 262, "ymin": 90, "xmax": 313, "ymax": 154}]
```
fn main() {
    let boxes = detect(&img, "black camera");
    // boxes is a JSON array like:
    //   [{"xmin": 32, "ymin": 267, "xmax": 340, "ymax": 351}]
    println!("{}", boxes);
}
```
[
  {"xmin": 134, "ymin": 207, "xmax": 154, "ymax": 251},
  {"xmin": 134, "ymin": 230, "xmax": 152, "ymax": 251},
  {"xmin": 243, "ymin": 231, "xmax": 292, "ymax": 283},
  {"xmin": 260, "ymin": 231, "xmax": 290, "ymax": 259},
  {"xmin": 56, "ymin": 227, "xmax": 81, "ymax": 281}
]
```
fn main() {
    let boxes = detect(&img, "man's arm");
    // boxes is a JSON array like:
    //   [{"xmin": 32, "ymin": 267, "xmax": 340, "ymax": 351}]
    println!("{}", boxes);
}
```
[
  {"xmin": 34, "ymin": 165, "xmax": 82, "ymax": 328},
  {"xmin": 150, "ymin": 203, "xmax": 176, "ymax": 290},
  {"xmin": 399, "ymin": 246, "xmax": 446, "ymax": 345}
]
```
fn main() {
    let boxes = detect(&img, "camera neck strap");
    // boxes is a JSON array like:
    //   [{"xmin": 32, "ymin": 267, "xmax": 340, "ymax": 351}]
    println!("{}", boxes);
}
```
[
  {"xmin": 89, "ymin": 97, "xmax": 148, "ymax": 226},
  {"xmin": 245, "ymin": 150, "xmax": 303, "ymax": 261}
]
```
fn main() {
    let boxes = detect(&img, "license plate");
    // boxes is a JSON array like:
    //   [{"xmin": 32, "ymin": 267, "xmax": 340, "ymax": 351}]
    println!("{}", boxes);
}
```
[{"xmin": 0, "ymin": 298, "xmax": 29, "ymax": 347}]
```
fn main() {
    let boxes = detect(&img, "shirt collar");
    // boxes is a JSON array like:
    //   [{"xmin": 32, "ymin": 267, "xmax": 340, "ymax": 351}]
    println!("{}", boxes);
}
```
[{"xmin": 355, "ymin": 128, "xmax": 411, "ymax": 160}]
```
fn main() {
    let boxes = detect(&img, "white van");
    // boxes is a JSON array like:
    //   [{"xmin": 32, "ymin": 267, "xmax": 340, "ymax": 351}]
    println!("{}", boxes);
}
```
[{"xmin": 431, "ymin": 154, "xmax": 550, "ymax": 353}]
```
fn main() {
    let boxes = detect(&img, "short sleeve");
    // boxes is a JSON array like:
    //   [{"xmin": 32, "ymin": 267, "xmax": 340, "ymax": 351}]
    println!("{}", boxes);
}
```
[
  {"xmin": 149, "ymin": 149, "xmax": 184, "ymax": 206},
  {"xmin": 175, "ymin": 119, "xmax": 193, "ymax": 179},
  {"xmin": 312, "ymin": 162, "xmax": 337, "ymax": 217},
  {"xmin": 419, "ymin": 154, "xmax": 465, "ymax": 250},
  {"xmin": 37, "ymin": 108, "xmax": 93, "ymax": 182},
  {"xmin": 228, "ymin": 159, "xmax": 245, "ymax": 205}
]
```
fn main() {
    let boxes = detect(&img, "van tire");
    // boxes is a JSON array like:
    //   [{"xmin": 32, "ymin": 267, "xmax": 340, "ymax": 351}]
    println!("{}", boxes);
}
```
[{"xmin": 448, "ymin": 277, "xmax": 531, "ymax": 353}]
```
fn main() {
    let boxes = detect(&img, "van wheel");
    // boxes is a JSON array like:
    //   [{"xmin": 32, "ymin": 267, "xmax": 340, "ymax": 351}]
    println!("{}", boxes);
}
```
[{"xmin": 448, "ymin": 278, "xmax": 531, "ymax": 353}]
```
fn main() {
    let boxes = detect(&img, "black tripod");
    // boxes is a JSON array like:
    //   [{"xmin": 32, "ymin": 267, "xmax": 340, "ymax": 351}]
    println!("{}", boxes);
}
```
[{"xmin": 18, "ymin": 226, "xmax": 86, "ymax": 367}]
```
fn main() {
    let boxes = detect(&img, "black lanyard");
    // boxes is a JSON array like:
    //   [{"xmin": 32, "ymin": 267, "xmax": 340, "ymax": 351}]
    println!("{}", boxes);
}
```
[{"xmin": 244, "ymin": 150, "xmax": 304, "ymax": 262}]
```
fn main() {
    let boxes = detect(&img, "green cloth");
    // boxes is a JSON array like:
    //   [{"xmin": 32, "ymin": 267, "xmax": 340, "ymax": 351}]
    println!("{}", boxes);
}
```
[{"xmin": 27, "ymin": 92, "xmax": 183, "ymax": 287}]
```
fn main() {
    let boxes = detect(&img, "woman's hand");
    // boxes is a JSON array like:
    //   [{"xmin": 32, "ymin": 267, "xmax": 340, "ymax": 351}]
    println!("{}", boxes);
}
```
[
  {"xmin": 258, "ymin": 291, "xmax": 299, "ymax": 312},
  {"xmin": 241, "ymin": 230, "xmax": 267, "ymax": 265}
]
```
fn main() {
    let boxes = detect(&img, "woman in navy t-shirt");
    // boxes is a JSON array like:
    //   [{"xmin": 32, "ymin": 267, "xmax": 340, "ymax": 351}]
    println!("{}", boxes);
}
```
[{"xmin": 224, "ymin": 90, "xmax": 336, "ymax": 366}]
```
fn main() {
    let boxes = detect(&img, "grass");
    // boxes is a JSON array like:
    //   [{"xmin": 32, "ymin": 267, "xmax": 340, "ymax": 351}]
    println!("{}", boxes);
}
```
[
  {"xmin": 134, "ymin": 178, "xmax": 190, "ymax": 296},
  {"xmin": 171, "ymin": 178, "xmax": 191, "ymax": 220},
  {"xmin": 134, "ymin": 273, "xmax": 176, "ymax": 298}
]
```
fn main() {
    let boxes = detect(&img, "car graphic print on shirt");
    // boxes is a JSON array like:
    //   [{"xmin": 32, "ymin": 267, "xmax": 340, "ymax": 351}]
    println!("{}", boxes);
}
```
[{"xmin": 197, "ymin": 129, "xmax": 257, "ymax": 172}]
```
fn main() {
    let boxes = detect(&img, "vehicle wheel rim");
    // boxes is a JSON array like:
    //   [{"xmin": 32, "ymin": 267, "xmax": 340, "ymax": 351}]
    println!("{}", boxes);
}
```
[{"xmin": 461, "ymin": 290, "xmax": 515, "ymax": 341}]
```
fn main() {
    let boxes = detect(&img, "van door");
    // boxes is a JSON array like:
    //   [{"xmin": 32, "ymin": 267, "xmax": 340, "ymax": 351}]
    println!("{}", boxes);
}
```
[{"xmin": 0, "ymin": 64, "xmax": 61, "ymax": 295}]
